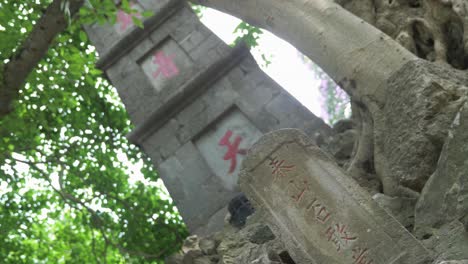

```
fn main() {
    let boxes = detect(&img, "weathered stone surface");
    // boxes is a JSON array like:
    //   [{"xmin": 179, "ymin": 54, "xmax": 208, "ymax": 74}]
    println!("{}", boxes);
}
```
[
  {"xmin": 183, "ymin": 250, "xmax": 204, "ymax": 264},
  {"xmin": 415, "ymin": 101, "xmax": 468, "ymax": 238},
  {"xmin": 182, "ymin": 235, "xmax": 201, "ymax": 253},
  {"xmin": 373, "ymin": 193, "xmax": 417, "ymax": 230},
  {"xmin": 215, "ymin": 220, "xmax": 287, "ymax": 264},
  {"xmin": 167, "ymin": 211, "xmax": 290, "ymax": 264},
  {"xmin": 437, "ymin": 261, "xmax": 468, "ymax": 264},
  {"xmin": 199, "ymin": 238, "xmax": 217, "ymax": 255},
  {"xmin": 139, "ymin": 38, "xmax": 194, "ymax": 93},
  {"xmin": 240, "ymin": 129, "xmax": 432, "ymax": 264},
  {"xmin": 157, "ymin": 142, "xmax": 235, "ymax": 232},
  {"xmin": 165, "ymin": 252, "xmax": 184, "ymax": 264},
  {"xmin": 249, "ymin": 225, "xmax": 276, "ymax": 245},
  {"xmin": 375, "ymin": 60, "xmax": 468, "ymax": 195},
  {"xmin": 420, "ymin": 220, "xmax": 468, "ymax": 262}
]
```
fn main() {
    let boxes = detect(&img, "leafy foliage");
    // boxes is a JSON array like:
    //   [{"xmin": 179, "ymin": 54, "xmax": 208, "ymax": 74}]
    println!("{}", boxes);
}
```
[
  {"xmin": 316, "ymin": 69, "xmax": 350, "ymax": 125},
  {"xmin": 189, "ymin": 2, "xmax": 207, "ymax": 19},
  {"xmin": 0, "ymin": 0, "xmax": 187, "ymax": 263},
  {"xmin": 232, "ymin": 21, "xmax": 262, "ymax": 48}
]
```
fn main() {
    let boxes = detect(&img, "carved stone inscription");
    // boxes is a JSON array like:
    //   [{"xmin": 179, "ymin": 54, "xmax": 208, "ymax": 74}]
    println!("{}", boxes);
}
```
[{"xmin": 239, "ymin": 129, "xmax": 432, "ymax": 264}]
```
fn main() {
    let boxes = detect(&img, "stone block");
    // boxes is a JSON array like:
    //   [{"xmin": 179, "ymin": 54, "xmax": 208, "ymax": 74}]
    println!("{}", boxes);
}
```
[
  {"xmin": 139, "ymin": 38, "xmax": 194, "ymax": 93},
  {"xmin": 239, "ymin": 129, "xmax": 432, "ymax": 264},
  {"xmin": 170, "ymin": 19, "xmax": 197, "ymax": 43},
  {"xmin": 194, "ymin": 207, "xmax": 229, "ymax": 237},
  {"xmin": 137, "ymin": 0, "xmax": 171, "ymax": 11},
  {"xmin": 129, "ymin": 38, "xmax": 155, "ymax": 61},
  {"xmin": 235, "ymin": 79, "xmax": 280, "ymax": 115},
  {"xmin": 143, "ymin": 118, "xmax": 181, "ymax": 159},
  {"xmin": 264, "ymin": 91, "xmax": 330, "ymax": 139},
  {"xmin": 175, "ymin": 99, "xmax": 208, "ymax": 143},
  {"xmin": 245, "ymin": 107, "xmax": 280, "ymax": 133},
  {"xmin": 158, "ymin": 142, "xmax": 237, "ymax": 232},
  {"xmin": 180, "ymin": 28, "xmax": 206, "ymax": 53},
  {"xmin": 377, "ymin": 60, "xmax": 468, "ymax": 193},
  {"xmin": 189, "ymin": 34, "xmax": 224, "ymax": 66},
  {"xmin": 265, "ymin": 92, "xmax": 304, "ymax": 127},
  {"xmin": 200, "ymin": 80, "xmax": 240, "ymax": 117},
  {"xmin": 415, "ymin": 101, "xmax": 468, "ymax": 237},
  {"xmin": 194, "ymin": 109, "xmax": 263, "ymax": 191},
  {"xmin": 146, "ymin": 146, "xmax": 164, "ymax": 165}
]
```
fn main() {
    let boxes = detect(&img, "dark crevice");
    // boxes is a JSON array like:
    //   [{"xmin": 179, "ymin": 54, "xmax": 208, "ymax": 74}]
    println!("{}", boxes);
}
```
[
  {"xmin": 363, "ymin": 159, "xmax": 376, "ymax": 175},
  {"xmin": 444, "ymin": 19, "xmax": 467, "ymax": 70},
  {"xmin": 421, "ymin": 233, "xmax": 433, "ymax": 240},
  {"xmin": 278, "ymin": 251, "xmax": 296, "ymax": 264},
  {"xmin": 408, "ymin": 0, "xmax": 421, "ymax": 8},
  {"xmin": 412, "ymin": 20, "xmax": 435, "ymax": 61}
]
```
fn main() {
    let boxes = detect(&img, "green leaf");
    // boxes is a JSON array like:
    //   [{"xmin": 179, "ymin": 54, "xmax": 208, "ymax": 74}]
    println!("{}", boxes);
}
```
[
  {"xmin": 132, "ymin": 16, "xmax": 144, "ymax": 28},
  {"xmin": 121, "ymin": 0, "xmax": 130, "ymax": 12},
  {"xmin": 142, "ymin": 10, "xmax": 153, "ymax": 18},
  {"xmin": 79, "ymin": 30, "xmax": 87, "ymax": 42}
]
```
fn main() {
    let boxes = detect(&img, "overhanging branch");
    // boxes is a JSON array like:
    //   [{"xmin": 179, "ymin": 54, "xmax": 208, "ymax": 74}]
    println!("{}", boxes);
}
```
[{"xmin": 0, "ymin": 0, "xmax": 84, "ymax": 118}]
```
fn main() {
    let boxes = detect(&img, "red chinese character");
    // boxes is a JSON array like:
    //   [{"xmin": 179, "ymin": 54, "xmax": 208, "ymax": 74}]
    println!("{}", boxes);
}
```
[
  {"xmin": 116, "ymin": 3, "xmax": 141, "ymax": 32},
  {"xmin": 117, "ymin": 9, "xmax": 133, "ymax": 31},
  {"xmin": 325, "ymin": 223, "xmax": 357, "ymax": 252},
  {"xmin": 286, "ymin": 179, "xmax": 309, "ymax": 203},
  {"xmin": 219, "ymin": 130, "xmax": 247, "ymax": 174},
  {"xmin": 352, "ymin": 247, "xmax": 374, "ymax": 264},
  {"xmin": 269, "ymin": 158, "xmax": 295, "ymax": 179},
  {"xmin": 152, "ymin": 51, "xmax": 179, "ymax": 79},
  {"xmin": 306, "ymin": 199, "xmax": 331, "ymax": 223}
]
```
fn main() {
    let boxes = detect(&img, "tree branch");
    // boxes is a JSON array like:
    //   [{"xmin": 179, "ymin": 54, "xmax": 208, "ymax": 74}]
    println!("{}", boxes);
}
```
[
  {"xmin": 189, "ymin": 0, "xmax": 417, "ymax": 110},
  {"xmin": 0, "ymin": 0, "xmax": 84, "ymax": 118}
]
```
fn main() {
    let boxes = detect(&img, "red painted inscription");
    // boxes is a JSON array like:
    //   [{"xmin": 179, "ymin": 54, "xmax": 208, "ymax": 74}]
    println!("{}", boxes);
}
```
[
  {"xmin": 152, "ymin": 51, "xmax": 179, "ymax": 79},
  {"xmin": 116, "ymin": 3, "xmax": 141, "ymax": 32},
  {"xmin": 325, "ymin": 223, "xmax": 357, "ymax": 252},
  {"xmin": 264, "ymin": 156, "xmax": 374, "ymax": 263},
  {"xmin": 306, "ymin": 198, "xmax": 331, "ymax": 223},
  {"xmin": 286, "ymin": 179, "xmax": 309, "ymax": 203},
  {"xmin": 117, "ymin": 9, "xmax": 133, "ymax": 31},
  {"xmin": 218, "ymin": 130, "xmax": 247, "ymax": 174},
  {"xmin": 269, "ymin": 158, "xmax": 295, "ymax": 180},
  {"xmin": 352, "ymin": 247, "xmax": 374, "ymax": 264}
]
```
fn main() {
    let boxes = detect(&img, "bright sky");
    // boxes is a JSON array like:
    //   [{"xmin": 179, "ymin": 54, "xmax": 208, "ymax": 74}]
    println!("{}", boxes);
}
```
[{"xmin": 199, "ymin": 8, "xmax": 326, "ymax": 121}]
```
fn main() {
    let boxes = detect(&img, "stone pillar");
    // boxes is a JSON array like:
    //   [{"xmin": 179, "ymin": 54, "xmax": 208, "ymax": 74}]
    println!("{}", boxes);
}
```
[{"xmin": 85, "ymin": 0, "xmax": 331, "ymax": 235}]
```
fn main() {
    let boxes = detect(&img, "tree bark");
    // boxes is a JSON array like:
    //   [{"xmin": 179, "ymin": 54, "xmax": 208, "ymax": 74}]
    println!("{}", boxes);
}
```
[{"xmin": 0, "ymin": 0, "xmax": 84, "ymax": 118}]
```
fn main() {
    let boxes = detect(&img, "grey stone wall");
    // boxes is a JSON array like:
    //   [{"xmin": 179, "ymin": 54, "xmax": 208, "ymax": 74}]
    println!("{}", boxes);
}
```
[{"xmin": 85, "ymin": 0, "xmax": 331, "ymax": 235}]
